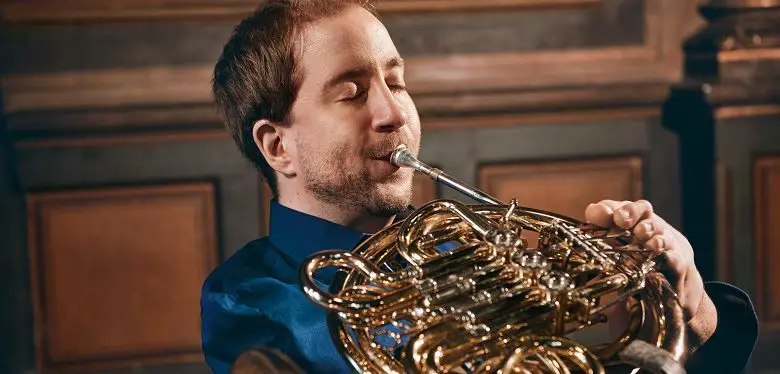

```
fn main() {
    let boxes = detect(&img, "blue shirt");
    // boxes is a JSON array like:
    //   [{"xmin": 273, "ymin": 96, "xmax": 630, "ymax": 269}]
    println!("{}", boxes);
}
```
[{"xmin": 201, "ymin": 200, "xmax": 759, "ymax": 373}]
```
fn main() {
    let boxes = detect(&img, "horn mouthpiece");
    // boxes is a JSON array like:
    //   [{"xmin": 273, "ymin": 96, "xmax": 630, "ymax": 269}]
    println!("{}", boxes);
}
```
[
  {"xmin": 390, "ymin": 144, "xmax": 419, "ymax": 170},
  {"xmin": 390, "ymin": 143, "xmax": 501, "ymax": 205}
]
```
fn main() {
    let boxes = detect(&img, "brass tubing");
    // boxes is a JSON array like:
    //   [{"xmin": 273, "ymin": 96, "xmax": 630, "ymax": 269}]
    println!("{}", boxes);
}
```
[{"xmin": 299, "ymin": 144, "xmax": 689, "ymax": 373}]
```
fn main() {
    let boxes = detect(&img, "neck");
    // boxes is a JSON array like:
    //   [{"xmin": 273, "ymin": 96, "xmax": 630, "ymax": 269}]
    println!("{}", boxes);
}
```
[{"xmin": 277, "ymin": 189, "xmax": 397, "ymax": 234}]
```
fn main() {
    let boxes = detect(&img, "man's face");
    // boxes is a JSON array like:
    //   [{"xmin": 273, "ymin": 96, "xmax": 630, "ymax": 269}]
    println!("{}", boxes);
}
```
[{"xmin": 286, "ymin": 5, "xmax": 422, "ymax": 217}]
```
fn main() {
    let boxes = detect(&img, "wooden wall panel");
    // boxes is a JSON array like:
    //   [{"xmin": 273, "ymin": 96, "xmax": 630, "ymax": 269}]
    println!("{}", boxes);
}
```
[
  {"xmin": 0, "ymin": 0, "xmax": 599, "ymax": 22},
  {"xmin": 0, "ymin": 0, "xmax": 695, "ymax": 372},
  {"xmin": 0, "ymin": 0, "xmax": 702, "ymax": 118},
  {"xmin": 26, "ymin": 183, "xmax": 217, "ymax": 372},
  {"xmin": 478, "ymin": 156, "xmax": 643, "ymax": 221},
  {"xmin": 412, "ymin": 172, "xmax": 437, "ymax": 207},
  {"xmin": 755, "ymin": 156, "xmax": 780, "ymax": 328}
]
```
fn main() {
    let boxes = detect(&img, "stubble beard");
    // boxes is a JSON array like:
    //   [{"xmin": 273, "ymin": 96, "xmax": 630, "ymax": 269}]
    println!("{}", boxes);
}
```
[{"xmin": 298, "ymin": 138, "xmax": 414, "ymax": 218}]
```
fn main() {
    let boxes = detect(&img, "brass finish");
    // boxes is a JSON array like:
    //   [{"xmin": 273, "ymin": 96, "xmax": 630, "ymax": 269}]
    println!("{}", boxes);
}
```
[{"xmin": 300, "ymin": 145, "xmax": 689, "ymax": 373}]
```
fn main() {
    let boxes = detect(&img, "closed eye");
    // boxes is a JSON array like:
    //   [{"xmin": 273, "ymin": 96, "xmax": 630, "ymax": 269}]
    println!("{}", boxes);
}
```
[
  {"xmin": 336, "ymin": 82, "xmax": 365, "ymax": 102},
  {"xmin": 340, "ymin": 85, "xmax": 367, "ymax": 103},
  {"xmin": 386, "ymin": 73, "xmax": 407, "ymax": 93}
]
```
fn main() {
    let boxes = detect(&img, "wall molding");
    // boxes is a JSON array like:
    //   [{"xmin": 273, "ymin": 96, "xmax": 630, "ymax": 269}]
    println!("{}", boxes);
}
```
[
  {"xmin": 754, "ymin": 156, "xmax": 780, "ymax": 328},
  {"xmin": 1, "ymin": 66, "xmax": 213, "ymax": 114},
  {"xmin": 716, "ymin": 162, "xmax": 734, "ymax": 283},
  {"xmin": 377, "ymin": 0, "xmax": 600, "ymax": 13},
  {"xmin": 4, "ymin": 82, "xmax": 668, "ymax": 135},
  {"xmin": 26, "ymin": 182, "xmax": 217, "ymax": 372},
  {"xmin": 0, "ymin": 0, "xmax": 599, "ymax": 23},
  {"xmin": 1, "ymin": 0, "xmax": 694, "ymax": 116},
  {"xmin": 0, "ymin": 47, "xmax": 672, "ymax": 114},
  {"xmin": 15, "ymin": 129, "xmax": 229, "ymax": 149},
  {"xmin": 478, "ymin": 156, "xmax": 644, "ymax": 221},
  {"xmin": 6, "ymin": 105, "xmax": 661, "ymax": 146},
  {"xmin": 716, "ymin": 104, "xmax": 780, "ymax": 119}
]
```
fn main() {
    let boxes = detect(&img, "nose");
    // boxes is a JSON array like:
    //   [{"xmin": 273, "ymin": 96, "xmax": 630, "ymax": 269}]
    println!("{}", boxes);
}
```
[{"xmin": 369, "ymin": 83, "xmax": 408, "ymax": 133}]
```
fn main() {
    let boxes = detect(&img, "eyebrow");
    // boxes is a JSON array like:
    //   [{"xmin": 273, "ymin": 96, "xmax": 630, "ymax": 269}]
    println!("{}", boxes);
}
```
[
  {"xmin": 386, "ymin": 56, "xmax": 404, "ymax": 70},
  {"xmin": 324, "ymin": 67, "xmax": 367, "ymax": 92},
  {"xmin": 323, "ymin": 57, "xmax": 405, "ymax": 92}
]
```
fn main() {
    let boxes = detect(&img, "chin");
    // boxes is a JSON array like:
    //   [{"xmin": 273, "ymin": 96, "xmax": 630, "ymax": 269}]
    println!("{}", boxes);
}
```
[
  {"xmin": 380, "ymin": 172, "xmax": 413, "ymax": 196},
  {"xmin": 367, "ymin": 180, "xmax": 413, "ymax": 214},
  {"xmin": 375, "ymin": 183, "xmax": 410, "ymax": 201}
]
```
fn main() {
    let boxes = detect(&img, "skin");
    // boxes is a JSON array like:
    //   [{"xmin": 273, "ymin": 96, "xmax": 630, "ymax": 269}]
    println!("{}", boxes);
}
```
[
  {"xmin": 254, "ymin": 5, "xmax": 420, "ymax": 233},
  {"xmin": 253, "ymin": 4, "xmax": 717, "ymax": 353},
  {"xmin": 587, "ymin": 200, "xmax": 717, "ymax": 351}
]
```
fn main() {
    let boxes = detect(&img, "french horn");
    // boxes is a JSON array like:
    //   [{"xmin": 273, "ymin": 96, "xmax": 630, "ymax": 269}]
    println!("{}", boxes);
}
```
[{"xmin": 300, "ymin": 144, "xmax": 688, "ymax": 374}]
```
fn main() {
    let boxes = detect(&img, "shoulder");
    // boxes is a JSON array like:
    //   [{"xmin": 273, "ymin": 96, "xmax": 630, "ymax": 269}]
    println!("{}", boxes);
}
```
[
  {"xmin": 200, "ymin": 237, "xmax": 307, "ymax": 338},
  {"xmin": 200, "ymin": 237, "xmax": 304, "ymax": 312},
  {"xmin": 202, "ymin": 237, "xmax": 277, "ymax": 290},
  {"xmin": 201, "ymin": 238, "xmax": 287, "ymax": 307},
  {"xmin": 199, "ymin": 239, "xmax": 328, "ymax": 372}
]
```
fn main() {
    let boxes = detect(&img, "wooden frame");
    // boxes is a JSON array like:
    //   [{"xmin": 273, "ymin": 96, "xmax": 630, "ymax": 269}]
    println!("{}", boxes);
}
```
[
  {"xmin": 754, "ymin": 156, "xmax": 780, "ymax": 328},
  {"xmin": 1, "ymin": 0, "xmax": 696, "ymax": 124},
  {"xmin": 379, "ymin": 0, "xmax": 599, "ymax": 13},
  {"xmin": 26, "ymin": 182, "xmax": 218, "ymax": 372},
  {"xmin": 478, "ymin": 156, "xmax": 644, "ymax": 215}
]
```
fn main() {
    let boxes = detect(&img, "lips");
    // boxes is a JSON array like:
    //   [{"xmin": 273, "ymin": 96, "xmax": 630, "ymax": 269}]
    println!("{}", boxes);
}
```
[
  {"xmin": 367, "ymin": 137, "xmax": 411, "ymax": 168},
  {"xmin": 375, "ymin": 149, "xmax": 396, "ymax": 162},
  {"xmin": 368, "ymin": 147, "xmax": 403, "ymax": 179},
  {"xmin": 369, "ymin": 144, "xmax": 402, "ymax": 161}
]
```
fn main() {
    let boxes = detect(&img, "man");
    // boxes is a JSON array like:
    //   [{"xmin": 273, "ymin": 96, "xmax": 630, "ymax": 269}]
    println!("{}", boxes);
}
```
[{"xmin": 201, "ymin": 1, "xmax": 758, "ymax": 373}]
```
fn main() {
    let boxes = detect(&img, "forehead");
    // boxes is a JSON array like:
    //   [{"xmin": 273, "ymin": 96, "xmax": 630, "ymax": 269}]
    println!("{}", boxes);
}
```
[{"xmin": 297, "ymin": 6, "xmax": 399, "ymax": 77}]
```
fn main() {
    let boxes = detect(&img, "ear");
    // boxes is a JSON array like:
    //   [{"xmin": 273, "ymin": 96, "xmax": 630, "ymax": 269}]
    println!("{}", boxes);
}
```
[{"xmin": 252, "ymin": 119, "xmax": 296, "ymax": 177}]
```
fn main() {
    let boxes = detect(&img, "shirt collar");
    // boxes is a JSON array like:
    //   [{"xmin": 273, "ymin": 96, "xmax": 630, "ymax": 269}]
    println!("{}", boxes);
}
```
[
  {"xmin": 267, "ymin": 200, "xmax": 416, "ymax": 283},
  {"xmin": 268, "ymin": 200, "xmax": 369, "ymax": 282}
]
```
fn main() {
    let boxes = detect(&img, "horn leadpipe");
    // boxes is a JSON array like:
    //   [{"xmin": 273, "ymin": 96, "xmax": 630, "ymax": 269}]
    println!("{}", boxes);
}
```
[{"xmin": 390, "ymin": 144, "xmax": 502, "ymax": 205}]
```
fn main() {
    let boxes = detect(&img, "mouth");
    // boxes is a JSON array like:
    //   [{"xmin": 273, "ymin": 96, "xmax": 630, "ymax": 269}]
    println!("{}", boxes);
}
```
[
  {"xmin": 375, "ymin": 149, "xmax": 396, "ymax": 163},
  {"xmin": 369, "ymin": 148, "xmax": 403, "ymax": 178}
]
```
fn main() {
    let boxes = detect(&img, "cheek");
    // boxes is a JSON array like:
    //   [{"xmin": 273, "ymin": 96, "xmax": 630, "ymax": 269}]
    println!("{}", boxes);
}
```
[
  {"xmin": 401, "ymin": 97, "xmax": 421, "ymax": 135},
  {"xmin": 411, "ymin": 119, "xmax": 422, "ymax": 139},
  {"xmin": 321, "ymin": 137, "xmax": 362, "ymax": 165}
]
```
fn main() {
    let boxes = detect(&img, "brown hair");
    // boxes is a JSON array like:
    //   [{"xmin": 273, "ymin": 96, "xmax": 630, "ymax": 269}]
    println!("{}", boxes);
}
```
[{"xmin": 212, "ymin": 0, "xmax": 377, "ymax": 197}]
